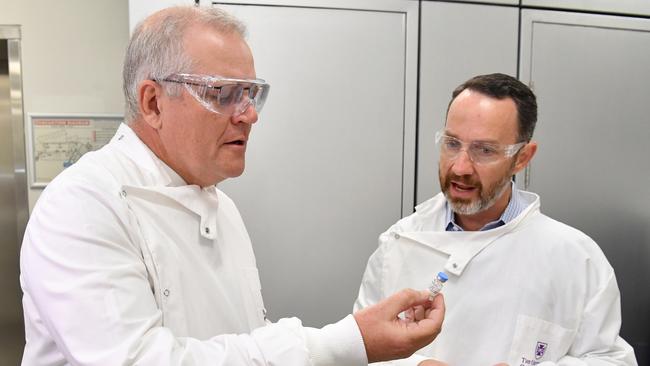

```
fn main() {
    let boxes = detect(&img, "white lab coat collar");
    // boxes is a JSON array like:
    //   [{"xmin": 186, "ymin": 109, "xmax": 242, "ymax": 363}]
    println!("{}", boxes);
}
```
[
  {"xmin": 110, "ymin": 123, "xmax": 186, "ymax": 187},
  {"xmin": 111, "ymin": 123, "xmax": 219, "ymax": 240},
  {"xmin": 397, "ymin": 191, "xmax": 541, "ymax": 276}
]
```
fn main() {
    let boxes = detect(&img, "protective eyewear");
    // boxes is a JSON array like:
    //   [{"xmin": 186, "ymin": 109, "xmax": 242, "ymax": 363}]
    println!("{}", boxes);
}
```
[
  {"xmin": 435, "ymin": 130, "xmax": 526, "ymax": 165},
  {"xmin": 159, "ymin": 73, "xmax": 270, "ymax": 116}
]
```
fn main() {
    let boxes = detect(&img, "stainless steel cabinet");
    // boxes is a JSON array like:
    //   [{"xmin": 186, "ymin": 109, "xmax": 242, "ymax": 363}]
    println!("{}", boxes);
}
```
[
  {"xmin": 523, "ymin": 0, "xmax": 650, "ymax": 17},
  {"xmin": 214, "ymin": 0, "xmax": 419, "ymax": 326},
  {"xmin": 417, "ymin": 1, "xmax": 519, "ymax": 203},
  {"xmin": 427, "ymin": 0, "xmax": 518, "ymax": 5},
  {"xmin": 518, "ymin": 10, "xmax": 650, "ymax": 363},
  {"xmin": 0, "ymin": 25, "xmax": 27, "ymax": 365}
]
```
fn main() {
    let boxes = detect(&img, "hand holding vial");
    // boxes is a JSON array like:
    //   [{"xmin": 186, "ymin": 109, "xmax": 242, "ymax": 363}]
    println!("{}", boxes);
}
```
[
  {"xmin": 404, "ymin": 272, "xmax": 448, "ymax": 322},
  {"xmin": 354, "ymin": 289, "xmax": 445, "ymax": 363}
]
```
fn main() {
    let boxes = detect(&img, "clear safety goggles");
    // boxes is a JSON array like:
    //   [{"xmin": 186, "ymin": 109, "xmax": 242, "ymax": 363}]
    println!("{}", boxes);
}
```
[
  {"xmin": 435, "ymin": 130, "xmax": 526, "ymax": 165},
  {"xmin": 159, "ymin": 73, "xmax": 270, "ymax": 116}
]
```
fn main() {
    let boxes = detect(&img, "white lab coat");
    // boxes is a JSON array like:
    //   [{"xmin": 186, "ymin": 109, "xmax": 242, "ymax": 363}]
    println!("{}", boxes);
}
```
[
  {"xmin": 355, "ymin": 192, "xmax": 637, "ymax": 366},
  {"xmin": 20, "ymin": 123, "xmax": 366, "ymax": 366}
]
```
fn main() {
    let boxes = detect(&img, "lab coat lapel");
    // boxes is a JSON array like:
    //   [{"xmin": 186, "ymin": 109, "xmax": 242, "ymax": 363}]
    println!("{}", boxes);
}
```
[
  {"xmin": 122, "ymin": 185, "xmax": 219, "ymax": 241},
  {"xmin": 397, "ymin": 191, "xmax": 541, "ymax": 276},
  {"xmin": 110, "ymin": 123, "xmax": 220, "ymax": 241},
  {"xmin": 397, "ymin": 230, "xmax": 504, "ymax": 276}
]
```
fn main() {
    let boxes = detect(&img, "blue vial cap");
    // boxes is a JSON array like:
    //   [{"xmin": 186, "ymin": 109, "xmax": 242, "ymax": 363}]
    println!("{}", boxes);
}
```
[{"xmin": 437, "ymin": 272, "xmax": 448, "ymax": 282}]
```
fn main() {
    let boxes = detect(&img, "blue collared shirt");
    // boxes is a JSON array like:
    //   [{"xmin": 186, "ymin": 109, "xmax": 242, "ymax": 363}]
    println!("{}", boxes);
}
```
[{"xmin": 445, "ymin": 182, "xmax": 528, "ymax": 232}]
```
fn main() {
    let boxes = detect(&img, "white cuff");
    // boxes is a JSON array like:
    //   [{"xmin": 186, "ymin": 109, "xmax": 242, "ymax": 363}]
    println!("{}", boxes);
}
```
[{"xmin": 304, "ymin": 314, "xmax": 368, "ymax": 366}]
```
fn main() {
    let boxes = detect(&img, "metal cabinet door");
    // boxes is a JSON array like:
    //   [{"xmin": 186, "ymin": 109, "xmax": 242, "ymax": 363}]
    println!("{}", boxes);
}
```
[
  {"xmin": 522, "ymin": 0, "xmax": 650, "ymax": 17},
  {"xmin": 0, "ymin": 26, "xmax": 27, "ymax": 365},
  {"xmin": 215, "ymin": 1, "xmax": 418, "ymax": 326},
  {"xmin": 430, "ymin": 0, "xmax": 518, "ymax": 5},
  {"xmin": 518, "ymin": 10, "xmax": 650, "ymax": 363},
  {"xmin": 417, "ymin": 1, "xmax": 519, "ymax": 203}
]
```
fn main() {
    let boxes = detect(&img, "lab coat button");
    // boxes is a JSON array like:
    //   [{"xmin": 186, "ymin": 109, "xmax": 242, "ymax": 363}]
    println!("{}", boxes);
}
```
[
  {"xmin": 452, "ymin": 263, "xmax": 458, "ymax": 269},
  {"xmin": 163, "ymin": 289, "xmax": 170, "ymax": 297},
  {"xmin": 120, "ymin": 190, "xmax": 127, "ymax": 197},
  {"xmin": 393, "ymin": 233, "xmax": 400, "ymax": 239},
  {"xmin": 204, "ymin": 227, "xmax": 210, "ymax": 234}
]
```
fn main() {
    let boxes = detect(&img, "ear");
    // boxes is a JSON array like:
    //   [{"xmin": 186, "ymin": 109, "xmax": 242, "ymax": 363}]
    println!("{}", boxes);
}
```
[
  {"xmin": 138, "ymin": 80, "xmax": 164, "ymax": 129},
  {"xmin": 513, "ymin": 141, "xmax": 538, "ymax": 174}
]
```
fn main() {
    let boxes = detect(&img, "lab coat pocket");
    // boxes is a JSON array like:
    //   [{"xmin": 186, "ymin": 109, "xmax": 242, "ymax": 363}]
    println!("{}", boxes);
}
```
[
  {"xmin": 242, "ymin": 267, "xmax": 267, "ymax": 329},
  {"xmin": 507, "ymin": 314, "xmax": 574, "ymax": 366}
]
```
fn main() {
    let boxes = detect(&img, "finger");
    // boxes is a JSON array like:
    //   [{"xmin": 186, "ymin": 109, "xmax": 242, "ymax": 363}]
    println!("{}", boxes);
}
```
[
  {"xmin": 384, "ymin": 289, "xmax": 432, "ymax": 316},
  {"xmin": 413, "ymin": 305, "xmax": 425, "ymax": 321},
  {"xmin": 425, "ymin": 293, "xmax": 445, "ymax": 322},
  {"xmin": 408, "ymin": 294, "xmax": 445, "ymax": 339}
]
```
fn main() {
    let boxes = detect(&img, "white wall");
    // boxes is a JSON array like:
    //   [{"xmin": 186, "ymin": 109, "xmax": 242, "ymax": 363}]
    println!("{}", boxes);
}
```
[{"xmin": 0, "ymin": 0, "xmax": 129, "ymax": 211}]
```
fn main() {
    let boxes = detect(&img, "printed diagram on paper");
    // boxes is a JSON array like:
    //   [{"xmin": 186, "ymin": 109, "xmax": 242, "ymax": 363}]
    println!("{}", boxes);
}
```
[{"xmin": 31, "ymin": 117, "xmax": 121, "ymax": 184}]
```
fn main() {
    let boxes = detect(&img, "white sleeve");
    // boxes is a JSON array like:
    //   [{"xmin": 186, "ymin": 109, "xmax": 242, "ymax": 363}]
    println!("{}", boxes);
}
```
[{"xmin": 20, "ymin": 178, "xmax": 366, "ymax": 366}]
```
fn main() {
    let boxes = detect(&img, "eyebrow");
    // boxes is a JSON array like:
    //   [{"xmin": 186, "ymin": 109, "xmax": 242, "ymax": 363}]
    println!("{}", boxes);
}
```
[{"xmin": 443, "ymin": 131, "xmax": 501, "ymax": 145}]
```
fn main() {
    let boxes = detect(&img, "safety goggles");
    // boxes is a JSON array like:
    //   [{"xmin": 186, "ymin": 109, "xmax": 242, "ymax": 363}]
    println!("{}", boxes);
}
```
[
  {"xmin": 435, "ymin": 130, "xmax": 526, "ymax": 165},
  {"xmin": 159, "ymin": 73, "xmax": 270, "ymax": 116}
]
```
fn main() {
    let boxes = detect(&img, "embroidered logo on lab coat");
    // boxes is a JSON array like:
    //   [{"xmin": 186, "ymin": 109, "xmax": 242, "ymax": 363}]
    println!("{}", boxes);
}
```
[{"xmin": 535, "ymin": 342, "xmax": 548, "ymax": 359}]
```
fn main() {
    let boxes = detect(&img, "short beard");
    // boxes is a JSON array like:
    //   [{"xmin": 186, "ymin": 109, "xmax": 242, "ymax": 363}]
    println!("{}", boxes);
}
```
[{"xmin": 439, "ymin": 162, "xmax": 515, "ymax": 216}]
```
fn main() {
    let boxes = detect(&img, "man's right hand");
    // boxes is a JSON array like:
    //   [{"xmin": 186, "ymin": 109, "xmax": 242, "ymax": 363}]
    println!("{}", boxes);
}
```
[{"xmin": 353, "ymin": 289, "xmax": 445, "ymax": 363}]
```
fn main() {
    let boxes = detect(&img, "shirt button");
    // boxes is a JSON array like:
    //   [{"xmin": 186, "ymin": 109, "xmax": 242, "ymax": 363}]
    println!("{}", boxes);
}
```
[
  {"xmin": 163, "ymin": 289, "xmax": 170, "ymax": 297},
  {"xmin": 120, "ymin": 190, "xmax": 127, "ymax": 197},
  {"xmin": 393, "ymin": 233, "xmax": 400, "ymax": 239},
  {"xmin": 452, "ymin": 263, "xmax": 458, "ymax": 269}
]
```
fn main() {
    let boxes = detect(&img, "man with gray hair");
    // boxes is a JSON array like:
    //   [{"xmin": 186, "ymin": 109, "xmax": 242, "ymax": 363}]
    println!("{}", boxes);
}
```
[{"xmin": 19, "ymin": 5, "xmax": 444, "ymax": 366}]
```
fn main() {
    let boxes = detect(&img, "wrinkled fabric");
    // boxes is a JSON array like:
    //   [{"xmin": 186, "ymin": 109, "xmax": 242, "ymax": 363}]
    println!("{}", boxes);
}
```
[
  {"xmin": 355, "ymin": 192, "xmax": 636, "ymax": 366},
  {"xmin": 21, "ymin": 123, "xmax": 366, "ymax": 366}
]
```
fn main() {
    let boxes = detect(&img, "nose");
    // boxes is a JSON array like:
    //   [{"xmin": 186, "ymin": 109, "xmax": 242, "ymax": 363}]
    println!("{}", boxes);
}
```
[
  {"xmin": 450, "ymin": 148, "xmax": 474, "ymax": 176},
  {"xmin": 231, "ymin": 102, "xmax": 259, "ymax": 125}
]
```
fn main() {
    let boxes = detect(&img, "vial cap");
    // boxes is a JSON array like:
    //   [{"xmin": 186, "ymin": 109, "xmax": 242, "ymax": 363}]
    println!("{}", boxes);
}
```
[{"xmin": 437, "ymin": 272, "xmax": 449, "ymax": 282}]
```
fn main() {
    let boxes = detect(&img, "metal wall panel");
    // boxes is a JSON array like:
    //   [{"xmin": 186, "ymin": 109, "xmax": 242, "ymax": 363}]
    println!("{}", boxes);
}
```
[
  {"xmin": 213, "ymin": 2, "xmax": 418, "ymax": 326},
  {"xmin": 428, "ymin": 0, "xmax": 519, "ymax": 5},
  {"xmin": 0, "ymin": 26, "xmax": 27, "ymax": 365},
  {"xmin": 519, "ymin": 10, "xmax": 650, "ymax": 364},
  {"xmin": 417, "ymin": 1, "xmax": 519, "ymax": 203},
  {"xmin": 523, "ymin": 0, "xmax": 650, "ymax": 17}
]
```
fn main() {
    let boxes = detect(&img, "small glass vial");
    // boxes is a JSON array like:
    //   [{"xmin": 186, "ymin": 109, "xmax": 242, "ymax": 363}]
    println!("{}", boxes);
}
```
[{"xmin": 428, "ymin": 272, "xmax": 448, "ymax": 300}]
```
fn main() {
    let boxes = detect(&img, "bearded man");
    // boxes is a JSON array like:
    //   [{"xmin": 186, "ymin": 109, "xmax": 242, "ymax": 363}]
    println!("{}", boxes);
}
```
[{"xmin": 354, "ymin": 73, "xmax": 637, "ymax": 366}]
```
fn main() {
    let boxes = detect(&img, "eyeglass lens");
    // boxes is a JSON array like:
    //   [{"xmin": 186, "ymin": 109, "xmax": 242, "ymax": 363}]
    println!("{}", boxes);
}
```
[
  {"xmin": 201, "ymin": 83, "xmax": 267, "ymax": 115},
  {"xmin": 437, "ymin": 134, "xmax": 509, "ymax": 164}
]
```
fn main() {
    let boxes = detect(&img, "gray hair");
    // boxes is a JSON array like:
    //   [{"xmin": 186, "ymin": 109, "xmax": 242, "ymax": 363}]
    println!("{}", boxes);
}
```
[{"xmin": 122, "ymin": 6, "xmax": 247, "ymax": 123}]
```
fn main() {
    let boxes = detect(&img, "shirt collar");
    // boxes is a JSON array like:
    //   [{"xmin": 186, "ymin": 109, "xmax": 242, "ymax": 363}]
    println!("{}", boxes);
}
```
[{"xmin": 444, "ymin": 181, "xmax": 526, "ymax": 232}]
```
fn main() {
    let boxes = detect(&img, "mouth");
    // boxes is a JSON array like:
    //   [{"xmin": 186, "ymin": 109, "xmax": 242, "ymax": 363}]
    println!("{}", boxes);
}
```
[
  {"xmin": 448, "ymin": 180, "xmax": 480, "ymax": 199},
  {"xmin": 451, "ymin": 181, "xmax": 476, "ymax": 192},
  {"xmin": 224, "ymin": 139, "xmax": 246, "ymax": 146}
]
